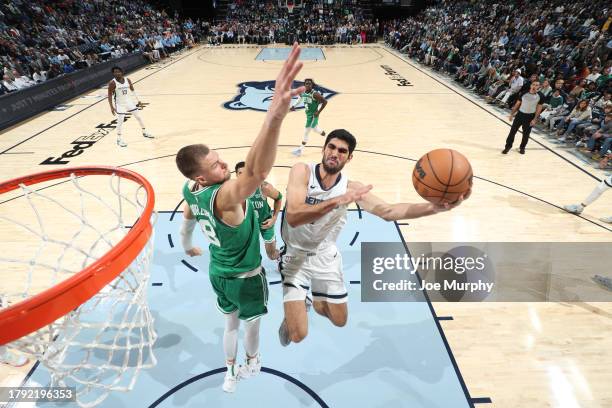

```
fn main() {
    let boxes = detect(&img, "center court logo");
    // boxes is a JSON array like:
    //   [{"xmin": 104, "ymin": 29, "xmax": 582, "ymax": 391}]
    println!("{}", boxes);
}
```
[{"xmin": 223, "ymin": 80, "xmax": 338, "ymax": 112}]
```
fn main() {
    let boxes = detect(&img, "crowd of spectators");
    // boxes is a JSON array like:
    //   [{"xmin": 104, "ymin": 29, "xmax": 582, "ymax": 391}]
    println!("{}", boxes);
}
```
[
  {"xmin": 1, "ymin": 0, "xmax": 202, "ymax": 96},
  {"xmin": 206, "ymin": 0, "xmax": 378, "ymax": 46},
  {"xmin": 385, "ymin": 0, "xmax": 612, "ymax": 168}
]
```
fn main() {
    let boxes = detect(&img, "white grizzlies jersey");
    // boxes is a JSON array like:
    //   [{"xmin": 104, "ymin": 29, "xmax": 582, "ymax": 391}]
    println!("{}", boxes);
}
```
[
  {"xmin": 113, "ymin": 78, "xmax": 136, "ymax": 112},
  {"xmin": 282, "ymin": 163, "xmax": 348, "ymax": 252}
]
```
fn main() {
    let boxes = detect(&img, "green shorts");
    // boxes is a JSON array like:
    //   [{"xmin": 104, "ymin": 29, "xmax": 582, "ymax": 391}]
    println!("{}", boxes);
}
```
[
  {"xmin": 305, "ymin": 114, "xmax": 319, "ymax": 128},
  {"xmin": 260, "ymin": 218, "xmax": 276, "ymax": 243},
  {"xmin": 209, "ymin": 269, "xmax": 268, "ymax": 321}
]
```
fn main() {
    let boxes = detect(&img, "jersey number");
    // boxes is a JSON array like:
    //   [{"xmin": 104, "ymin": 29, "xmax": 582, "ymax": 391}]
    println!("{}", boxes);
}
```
[
  {"xmin": 199, "ymin": 219, "xmax": 221, "ymax": 247},
  {"xmin": 122, "ymin": 89, "xmax": 128, "ymax": 95}
]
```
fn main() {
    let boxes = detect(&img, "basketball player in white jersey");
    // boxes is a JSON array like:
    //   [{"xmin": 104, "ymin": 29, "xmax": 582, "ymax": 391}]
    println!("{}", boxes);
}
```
[
  {"xmin": 107, "ymin": 66, "xmax": 153, "ymax": 147},
  {"xmin": 563, "ymin": 174, "xmax": 612, "ymax": 290},
  {"xmin": 278, "ymin": 129, "xmax": 469, "ymax": 346}
]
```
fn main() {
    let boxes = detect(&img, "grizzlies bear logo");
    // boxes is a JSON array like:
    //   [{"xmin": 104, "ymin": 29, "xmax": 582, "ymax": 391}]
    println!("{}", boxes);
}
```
[{"xmin": 224, "ymin": 80, "xmax": 338, "ymax": 112}]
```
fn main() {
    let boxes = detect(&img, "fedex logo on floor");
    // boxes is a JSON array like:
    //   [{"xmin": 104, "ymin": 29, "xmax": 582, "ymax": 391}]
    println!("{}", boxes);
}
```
[{"xmin": 40, "ymin": 104, "xmax": 148, "ymax": 165}]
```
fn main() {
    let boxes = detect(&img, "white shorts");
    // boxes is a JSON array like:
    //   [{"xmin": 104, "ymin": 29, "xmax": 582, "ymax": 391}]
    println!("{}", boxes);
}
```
[
  {"xmin": 116, "ymin": 103, "xmax": 138, "ymax": 115},
  {"xmin": 279, "ymin": 244, "xmax": 347, "ymax": 304}
]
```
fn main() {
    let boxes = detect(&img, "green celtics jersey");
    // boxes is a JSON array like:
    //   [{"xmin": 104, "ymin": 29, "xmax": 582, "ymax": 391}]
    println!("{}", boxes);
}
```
[
  {"xmin": 301, "ymin": 91, "xmax": 320, "ymax": 115},
  {"xmin": 182, "ymin": 181, "xmax": 261, "ymax": 277},
  {"xmin": 249, "ymin": 186, "xmax": 272, "ymax": 221}
]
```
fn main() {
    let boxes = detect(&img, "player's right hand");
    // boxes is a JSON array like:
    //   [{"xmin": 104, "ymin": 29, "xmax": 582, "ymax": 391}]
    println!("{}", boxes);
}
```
[
  {"xmin": 336, "ymin": 184, "xmax": 373, "ymax": 206},
  {"xmin": 111, "ymin": 107, "xmax": 116, "ymax": 115},
  {"xmin": 268, "ymin": 43, "xmax": 305, "ymax": 121},
  {"xmin": 186, "ymin": 247, "xmax": 203, "ymax": 257}
]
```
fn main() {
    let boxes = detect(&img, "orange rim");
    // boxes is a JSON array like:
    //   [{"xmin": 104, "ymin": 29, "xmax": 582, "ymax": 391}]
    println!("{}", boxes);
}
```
[{"xmin": 0, "ymin": 166, "xmax": 155, "ymax": 346}]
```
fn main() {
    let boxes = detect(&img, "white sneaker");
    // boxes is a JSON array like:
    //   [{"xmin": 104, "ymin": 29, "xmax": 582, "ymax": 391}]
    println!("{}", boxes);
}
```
[
  {"xmin": 222, "ymin": 365, "xmax": 239, "ymax": 393},
  {"xmin": 143, "ymin": 132, "xmax": 154, "ymax": 139},
  {"xmin": 117, "ymin": 139, "xmax": 127, "ymax": 147},
  {"xmin": 238, "ymin": 354, "xmax": 261, "ymax": 379},
  {"xmin": 563, "ymin": 204, "xmax": 584, "ymax": 215},
  {"xmin": 0, "ymin": 350, "xmax": 29, "ymax": 367},
  {"xmin": 599, "ymin": 216, "xmax": 612, "ymax": 224},
  {"xmin": 291, "ymin": 147, "xmax": 303, "ymax": 157},
  {"xmin": 278, "ymin": 319, "xmax": 291, "ymax": 347}
]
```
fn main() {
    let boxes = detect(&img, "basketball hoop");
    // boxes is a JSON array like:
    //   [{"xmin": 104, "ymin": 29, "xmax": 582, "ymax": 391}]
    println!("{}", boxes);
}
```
[{"xmin": 0, "ymin": 166, "xmax": 157, "ymax": 407}]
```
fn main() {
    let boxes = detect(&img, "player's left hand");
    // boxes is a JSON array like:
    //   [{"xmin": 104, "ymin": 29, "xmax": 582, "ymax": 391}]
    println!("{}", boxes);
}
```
[
  {"xmin": 314, "ymin": 111, "xmax": 319, "ymax": 117},
  {"xmin": 186, "ymin": 247, "xmax": 203, "ymax": 257},
  {"xmin": 261, "ymin": 216, "xmax": 277, "ymax": 229},
  {"xmin": 530, "ymin": 119, "xmax": 536, "ymax": 127}
]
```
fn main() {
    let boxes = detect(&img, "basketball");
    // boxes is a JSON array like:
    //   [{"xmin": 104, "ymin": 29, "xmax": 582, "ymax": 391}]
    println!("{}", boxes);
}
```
[{"xmin": 412, "ymin": 149, "xmax": 473, "ymax": 204}]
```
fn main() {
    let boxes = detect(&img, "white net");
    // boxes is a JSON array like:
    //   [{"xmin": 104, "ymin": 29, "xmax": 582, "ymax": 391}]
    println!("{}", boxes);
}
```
[{"xmin": 0, "ymin": 170, "xmax": 157, "ymax": 407}]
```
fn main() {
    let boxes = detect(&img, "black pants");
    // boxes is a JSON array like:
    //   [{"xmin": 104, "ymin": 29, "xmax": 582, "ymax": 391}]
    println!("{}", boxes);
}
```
[{"xmin": 505, "ymin": 111, "xmax": 535, "ymax": 150}]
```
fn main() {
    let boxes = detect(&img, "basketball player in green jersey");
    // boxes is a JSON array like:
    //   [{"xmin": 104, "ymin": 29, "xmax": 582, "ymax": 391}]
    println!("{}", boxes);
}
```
[
  {"xmin": 291, "ymin": 78, "xmax": 328, "ymax": 156},
  {"xmin": 235, "ymin": 161, "xmax": 282, "ymax": 260},
  {"xmin": 175, "ymin": 43, "xmax": 305, "ymax": 393}
]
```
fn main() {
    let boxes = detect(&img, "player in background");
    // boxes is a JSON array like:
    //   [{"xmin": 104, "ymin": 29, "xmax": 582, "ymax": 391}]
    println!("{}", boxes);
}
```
[
  {"xmin": 235, "ymin": 161, "xmax": 282, "ymax": 260},
  {"xmin": 107, "ymin": 66, "xmax": 153, "ymax": 147},
  {"xmin": 291, "ymin": 78, "xmax": 327, "ymax": 157},
  {"xmin": 563, "ymin": 174, "xmax": 612, "ymax": 290}
]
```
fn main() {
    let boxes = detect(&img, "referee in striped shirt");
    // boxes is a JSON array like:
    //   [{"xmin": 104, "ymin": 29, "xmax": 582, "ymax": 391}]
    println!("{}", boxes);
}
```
[{"xmin": 502, "ymin": 81, "xmax": 544, "ymax": 155}]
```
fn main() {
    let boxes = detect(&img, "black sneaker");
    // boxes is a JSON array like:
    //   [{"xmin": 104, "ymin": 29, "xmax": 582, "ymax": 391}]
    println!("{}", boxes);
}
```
[
  {"xmin": 519, "ymin": 148, "xmax": 525, "ymax": 154},
  {"xmin": 502, "ymin": 148, "xmax": 510, "ymax": 154}
]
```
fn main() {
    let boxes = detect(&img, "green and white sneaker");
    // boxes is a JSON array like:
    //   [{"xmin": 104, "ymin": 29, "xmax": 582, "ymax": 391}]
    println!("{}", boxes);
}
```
[
  {"xmin": 239, "ymin": 354, "xmax": 261, "ymax": 379},
  {"xmin": 223, "ymin": 364, "xmax": 239, "ymax": 393}
]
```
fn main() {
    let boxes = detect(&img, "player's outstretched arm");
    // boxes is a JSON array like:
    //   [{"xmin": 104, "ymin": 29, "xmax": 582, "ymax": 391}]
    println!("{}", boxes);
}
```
[
  {"xmin": 350, "ymin": 180, "xmax": 469, "ymax": 221},
  {"xmin": 286, "ymin": 164, "xmax": 372, "ymax": 227},
  {"xmin": 217, "ymin": 43, "xmax": 305, "ymax": 210}
]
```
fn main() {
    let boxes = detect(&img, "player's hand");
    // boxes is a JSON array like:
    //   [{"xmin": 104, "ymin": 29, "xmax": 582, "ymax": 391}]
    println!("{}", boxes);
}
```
[
  {"xmin": 314, "ymin": 111, "xmax": 319, "ymax": 117},
  {"xmin": 530, "ymin": 119, "xmax": 536, "ymax": 127},
  {"xmin": 432, "ymin": 189, "xmax": 471, "ymax": 212},
  {"xmin": 185, "ymin": 247, "xmax": 203, "ymax": 257},
  {"xmin": 261, "ymin": 215, "xmax": 277, "ymax": 229},
  {"xmin": 268, "ymin": 43, "xmax": 304, "ymax": 121},
  {"xmin": 508, "ymin": 114, "xmax": 514, "ymax": 121},
  {"xmin": 336, "ymin": 184, "xmax": 373, "ymax": 206},
  {"xmin": 111, "ymin": 107, "xmax": 116, "ymax": 116}
]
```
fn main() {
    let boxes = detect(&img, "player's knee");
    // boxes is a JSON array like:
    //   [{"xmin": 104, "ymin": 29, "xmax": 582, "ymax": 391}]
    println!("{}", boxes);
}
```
[
  {"xmin": 330, "ymin": 313, "xmax": 347, "ymax": 327},
  {"xmin": 289, "ymin": 325, "xmax": 308, "ymax": 343}
]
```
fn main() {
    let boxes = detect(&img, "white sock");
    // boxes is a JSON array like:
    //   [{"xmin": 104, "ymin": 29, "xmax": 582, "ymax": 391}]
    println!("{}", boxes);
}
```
[
  {"xmin": 116, "ymin": 113, "xmax": 125, "ymax": 139},
  {"xmin": 313, "ymin": 126, "xmax": 324, "ymax": 135},
  {"xmin": 244, "ymin": 318, "xmax": 260, "ymax": 358},
  {"xmin": 302, "ymin": 128, "xmax": 311, "ymax": 145},
  {"xmin": 224, "ymin": 311, "xmax": 240, "ymax": 363},
  {"xmin": 582, "ymin": 179, "xmax": 610, "ymax": 207},
  {"xmin": 131, "ymin": 110, "xmax": 146, "ymax": 132}
]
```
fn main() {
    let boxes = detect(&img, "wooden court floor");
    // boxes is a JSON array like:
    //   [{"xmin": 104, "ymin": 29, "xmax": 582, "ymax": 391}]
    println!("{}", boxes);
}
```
[{"xmin": 1, "ymin": 44, "xmax": 611, "ymax": 407}]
